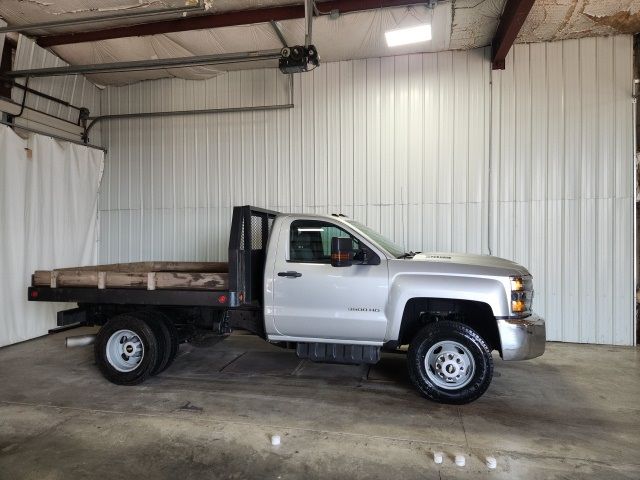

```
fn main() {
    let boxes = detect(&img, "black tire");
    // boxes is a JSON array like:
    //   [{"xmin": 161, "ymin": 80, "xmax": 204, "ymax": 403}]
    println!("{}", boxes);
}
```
[
  {"xmin": 407, "ymin": 320, "xmax": 493, "ymax": 405},
  {"xmin": 94, "ymin": 314, "xmax": 158, "ymax": 386},
  {"xmin": 152, "ymin": 310, "xmax": 180, "ymax": 373},
  {"xmin": 132, "ymin": 311, "xmax": 172, "ymax": 376}
]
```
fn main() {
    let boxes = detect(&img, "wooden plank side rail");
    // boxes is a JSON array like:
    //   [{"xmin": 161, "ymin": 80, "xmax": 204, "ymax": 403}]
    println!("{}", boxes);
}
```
[
  {"xmin": 33, "ymin": 262, "xmax": 229, "ymax": 291},
  {"xmin": 51, "ymin": 261, "xmax": 229, "ymax": 273}
]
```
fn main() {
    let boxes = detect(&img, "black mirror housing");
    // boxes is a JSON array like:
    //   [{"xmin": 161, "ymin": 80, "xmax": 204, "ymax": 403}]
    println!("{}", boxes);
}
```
[
  {"xmin": 353, "ymin": 246, "xmax": 381, "ymax": 265},
  {"xmin": 330, "ymin": 237, "xmax": 353, "ymax": 267}
]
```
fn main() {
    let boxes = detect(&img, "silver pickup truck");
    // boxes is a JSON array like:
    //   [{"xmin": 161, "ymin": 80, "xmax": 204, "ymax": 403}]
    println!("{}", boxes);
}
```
[{"xmin": 29, "ymin": 205, "xmax": 545, "ymax": 404}]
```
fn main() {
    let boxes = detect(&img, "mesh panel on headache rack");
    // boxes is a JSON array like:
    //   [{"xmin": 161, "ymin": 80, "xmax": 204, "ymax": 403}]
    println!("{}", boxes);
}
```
[{"xmin": 250, "ymin": 214, "xmax": 263, "ymax": 250}]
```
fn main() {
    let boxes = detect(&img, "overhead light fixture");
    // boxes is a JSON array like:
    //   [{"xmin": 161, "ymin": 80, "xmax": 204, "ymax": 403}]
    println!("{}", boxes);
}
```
[{"xmin": 385, "ymin": 24, "xmax": 432, "ymax": 48}]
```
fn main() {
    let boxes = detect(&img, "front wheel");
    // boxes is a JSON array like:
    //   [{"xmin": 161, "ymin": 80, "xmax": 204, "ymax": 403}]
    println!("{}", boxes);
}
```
[{"xmin": 407, "ymin": 320, "xmax": 493, "ymax": 404}]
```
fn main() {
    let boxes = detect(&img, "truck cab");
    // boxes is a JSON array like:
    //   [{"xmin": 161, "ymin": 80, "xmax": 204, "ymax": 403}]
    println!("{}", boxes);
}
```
[{"xmin": 264, "ymin": 212, "xmax": 545, "ymax": 403}]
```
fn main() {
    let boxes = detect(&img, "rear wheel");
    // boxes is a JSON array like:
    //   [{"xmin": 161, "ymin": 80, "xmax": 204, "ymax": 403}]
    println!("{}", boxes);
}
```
[
  {"xmin": 407, "ymin": 320, "xmax": 493, "ymax": 404},
  {"xmin": 132, "ymin": 311, "xmax": 172, "ymax": 376},
  {"xmin": 95, "ymin": 314, "xmax": 158, "ymax": 385},
  {"xmin": 149, "ymin": 310, "xmax": 180, "ymax": 373}
]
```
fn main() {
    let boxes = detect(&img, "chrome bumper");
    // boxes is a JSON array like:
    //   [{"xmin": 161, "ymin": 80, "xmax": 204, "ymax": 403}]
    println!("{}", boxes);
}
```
[{"xmin": 497, "ymin": 314, "xmax": 546, "ymax": 361}]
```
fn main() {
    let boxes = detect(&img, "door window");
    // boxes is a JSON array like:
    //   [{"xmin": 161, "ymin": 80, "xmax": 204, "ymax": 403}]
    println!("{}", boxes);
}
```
[{"xmin": 289, "ymin": 220, "xmax": 360, "ymax": 263}]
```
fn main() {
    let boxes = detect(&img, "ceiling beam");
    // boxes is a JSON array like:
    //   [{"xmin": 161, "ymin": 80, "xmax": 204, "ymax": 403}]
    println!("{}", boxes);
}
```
[
  {"xmin": 36, "ymin": 0, "xmax": 427, "ymax": 47},
  {"xmin": 491, "ymin": 0, "xmax": 535, "ymax": 70}
]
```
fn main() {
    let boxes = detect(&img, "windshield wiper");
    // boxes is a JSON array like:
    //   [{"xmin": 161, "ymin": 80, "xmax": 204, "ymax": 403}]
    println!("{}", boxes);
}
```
[{"xmin": 397, "ymin": 251, "xmax": 419, "ymax": 259}]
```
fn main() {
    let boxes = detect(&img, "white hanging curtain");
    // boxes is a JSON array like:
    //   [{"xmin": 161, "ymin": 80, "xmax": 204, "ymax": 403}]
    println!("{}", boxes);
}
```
[{"xmin": 0, "ymin": 126, "xmax": 104, "ymax": 347}]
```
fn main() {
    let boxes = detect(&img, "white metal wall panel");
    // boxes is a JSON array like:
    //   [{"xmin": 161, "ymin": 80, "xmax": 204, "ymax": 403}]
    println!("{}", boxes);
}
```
[
  {"xmin": 99, "ymin": 48, "xmax": 491, "ymax": 264},
  {"xmin": 11, "ymin": 36, "xmax": 102, "ymax": 144},
  {"xmin": 491, "ymin": 36, "xmax": 634, "ymax": 345}
]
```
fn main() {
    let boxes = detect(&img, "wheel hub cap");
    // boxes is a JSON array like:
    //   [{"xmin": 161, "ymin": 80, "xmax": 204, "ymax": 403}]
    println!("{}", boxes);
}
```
[
  {"xmin": 425, "ymin": 340, "xmax": 475, "ymax": 390},
  {"xmin": 106, "ymin": 329, "xmax": 144, "ymax": 373}
]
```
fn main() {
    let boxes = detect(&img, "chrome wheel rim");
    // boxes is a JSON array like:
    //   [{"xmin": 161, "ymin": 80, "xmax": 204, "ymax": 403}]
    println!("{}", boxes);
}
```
[
  {"xmin": 105, "ymin": 329, "xmax": 144, "ymax": 373},
  {"xmin": 425, "ymin": 340, "xmax": 475, "ymax": 390}
]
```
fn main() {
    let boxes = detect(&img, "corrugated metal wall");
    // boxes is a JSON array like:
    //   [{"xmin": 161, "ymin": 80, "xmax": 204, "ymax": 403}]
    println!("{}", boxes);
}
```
[
  {"xmin": 99, "ymin": 36, "xmax": 635, "ymax": 345},
  {"xmin": 11, "ymin": 36, "xmax": 102, "ymax": 143},
  {"xmin": 99, "ymin": 48, "xmax": 491, "ymax": 262},
  {"xmin": 491, "ymin": 36, "xmax": 635, "ymax": 345}
]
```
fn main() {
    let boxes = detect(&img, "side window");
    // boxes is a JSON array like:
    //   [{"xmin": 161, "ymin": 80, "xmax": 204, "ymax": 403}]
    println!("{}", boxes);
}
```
[{"xmin": 289, "ymin": 220, "xmax": 360, "ymax": 263}]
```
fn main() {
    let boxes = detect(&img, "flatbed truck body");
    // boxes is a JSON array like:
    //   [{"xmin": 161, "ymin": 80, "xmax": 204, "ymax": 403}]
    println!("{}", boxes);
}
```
[{"xmin": 28, "ymin": 205, "xmax": 545, "ymax": 404}]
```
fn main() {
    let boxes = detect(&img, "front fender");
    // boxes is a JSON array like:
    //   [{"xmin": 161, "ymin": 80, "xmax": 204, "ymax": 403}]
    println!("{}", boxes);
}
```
[{"xmin": 385, "ymin": 274, "xmax": 509, "ymax": 342}]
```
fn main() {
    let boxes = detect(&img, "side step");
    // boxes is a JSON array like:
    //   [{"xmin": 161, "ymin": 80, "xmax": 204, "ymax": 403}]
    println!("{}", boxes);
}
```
[{"xmin": 296, "ymin": 342, "xmax": 381, "ymax": 365}]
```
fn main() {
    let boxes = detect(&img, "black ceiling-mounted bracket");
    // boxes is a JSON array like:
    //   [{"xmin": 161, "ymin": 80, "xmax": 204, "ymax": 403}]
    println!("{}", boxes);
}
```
[
  {"xmin": 277, "ymin": 0, "xmax": 321, "ymax": 75},
  {"xmin": 78, "ymin": 107, "xmax": 91, "ymax": 143},
  {"xmin": 78, "ymin": 107, "xmax": 91, "ymax": 125},
  {"xmin": 278, "ymin": 45, "xmax": 319, "ymax": 74}
]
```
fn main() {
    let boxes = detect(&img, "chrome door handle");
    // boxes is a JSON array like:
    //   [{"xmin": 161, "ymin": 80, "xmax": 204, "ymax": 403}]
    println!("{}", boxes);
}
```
[{"xmin": 278, "ymin": 271, "xmax": 302, "ymax": 278}]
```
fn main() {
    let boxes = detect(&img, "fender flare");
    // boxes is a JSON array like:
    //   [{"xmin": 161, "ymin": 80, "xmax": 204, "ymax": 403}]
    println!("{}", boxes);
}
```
[{"xmin": 385, "ymin": 274, "xmax": 509, "ymax": 342}]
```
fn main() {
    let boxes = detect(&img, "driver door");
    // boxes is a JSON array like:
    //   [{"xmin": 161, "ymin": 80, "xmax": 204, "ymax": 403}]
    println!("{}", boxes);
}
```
[{"xmin": 271, "ymin": 218, "xmax": 388, "ymax": 342}]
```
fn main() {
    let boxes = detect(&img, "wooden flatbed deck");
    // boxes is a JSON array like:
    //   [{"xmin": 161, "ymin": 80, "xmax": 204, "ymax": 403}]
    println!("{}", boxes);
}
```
[{"xmin": 32, "ymin": 262, "xmax": 229, "ymax": 291}]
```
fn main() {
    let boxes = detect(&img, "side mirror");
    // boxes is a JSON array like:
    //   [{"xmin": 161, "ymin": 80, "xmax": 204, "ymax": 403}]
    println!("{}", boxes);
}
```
[
  {"xmin": 330, "ymin": 237, "xmax": 353, "ymax": 267},
  {"xmin": 353, "ymin": 246, "xmax": 380, "ymax": 265}
]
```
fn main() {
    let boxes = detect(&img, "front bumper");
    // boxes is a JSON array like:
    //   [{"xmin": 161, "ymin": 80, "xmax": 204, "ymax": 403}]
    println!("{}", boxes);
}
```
[{"xmin": 497, "ymin": 313, "xmax": 546, "ymax": 361}]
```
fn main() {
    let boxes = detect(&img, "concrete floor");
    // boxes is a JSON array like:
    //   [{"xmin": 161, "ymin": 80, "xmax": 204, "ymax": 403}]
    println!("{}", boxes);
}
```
[{"xmin": 0, "ymin": 328, "xmax": 638, "ymax": 480}]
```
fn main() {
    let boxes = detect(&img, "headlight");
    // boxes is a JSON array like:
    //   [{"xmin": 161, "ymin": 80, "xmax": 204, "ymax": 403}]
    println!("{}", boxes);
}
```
[
  {"xmin": 511, "ymin": 277, "xmax": 524, "ymax": 291},
  {"xmin": 510, "ymin": 276, "xmax": 533, "ymax": 315}
]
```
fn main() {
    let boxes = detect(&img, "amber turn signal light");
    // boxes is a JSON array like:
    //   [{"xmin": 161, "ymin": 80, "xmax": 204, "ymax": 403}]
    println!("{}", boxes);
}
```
[{"xmin": 512, "ymin": 299, "xmax": 526, "ymax": 313}]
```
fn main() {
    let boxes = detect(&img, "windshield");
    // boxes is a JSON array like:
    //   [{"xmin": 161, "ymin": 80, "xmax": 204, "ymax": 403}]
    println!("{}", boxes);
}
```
[{"xmin": 345, "ymin": 220, "xmax": 406, "ymax": 258}]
